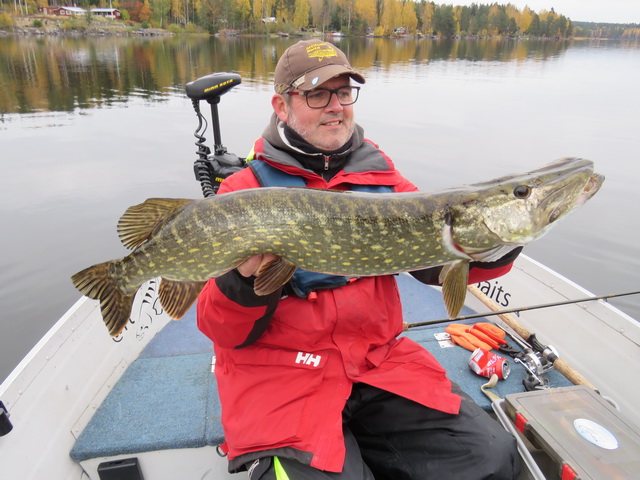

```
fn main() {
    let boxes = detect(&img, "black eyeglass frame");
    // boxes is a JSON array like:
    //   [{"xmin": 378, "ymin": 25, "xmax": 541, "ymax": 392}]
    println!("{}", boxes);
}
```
[{"xmin": 285, "ymin": 86, "xmax": 361, "ymax": 109}]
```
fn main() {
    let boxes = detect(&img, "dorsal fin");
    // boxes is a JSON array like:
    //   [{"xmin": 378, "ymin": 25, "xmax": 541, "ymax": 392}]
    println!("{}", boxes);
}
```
[{"xmin": 117, "ymin": 198, "xmax": 193, "ymax": 249}]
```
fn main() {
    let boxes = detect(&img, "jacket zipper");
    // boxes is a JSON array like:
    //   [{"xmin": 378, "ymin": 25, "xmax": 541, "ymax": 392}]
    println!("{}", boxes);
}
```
[{"xmin": 323, "ymin": 155, "xmax": 330, "ymax": 171}]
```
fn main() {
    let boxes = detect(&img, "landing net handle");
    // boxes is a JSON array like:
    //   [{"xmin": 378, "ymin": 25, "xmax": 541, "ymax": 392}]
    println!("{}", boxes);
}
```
[{"xmin": 185, "ymin": 72, "xmax": 246, "ymax": 198}]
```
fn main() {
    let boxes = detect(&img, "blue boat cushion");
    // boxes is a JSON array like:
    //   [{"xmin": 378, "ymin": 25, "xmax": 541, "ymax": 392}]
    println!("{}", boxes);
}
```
[{"xmin": 70, "ymin": 309, "xmax": 222, "ymax": 462}]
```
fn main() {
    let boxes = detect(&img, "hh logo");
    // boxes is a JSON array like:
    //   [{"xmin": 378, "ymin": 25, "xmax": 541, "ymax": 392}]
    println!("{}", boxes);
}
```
[{"xmin": 295, "ymin": 351, "xmax": 322, "ymax": 367}]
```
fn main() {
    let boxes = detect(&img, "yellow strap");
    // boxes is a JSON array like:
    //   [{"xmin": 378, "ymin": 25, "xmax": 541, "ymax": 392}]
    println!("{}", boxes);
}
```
[{"xmin": 273, "ymin": 456, "xmax": 291, "ymax": 480}]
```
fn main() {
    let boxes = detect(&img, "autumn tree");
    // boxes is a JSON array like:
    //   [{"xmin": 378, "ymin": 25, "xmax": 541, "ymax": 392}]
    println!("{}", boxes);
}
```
[
  {"xmin": 138, "ymin": 0, "xmax": 153, "ymax": 22},
  {"xmin": 293, "ymin": 0, "xmax": 310, "ymax": 28},
  {"xmin": 354, "ymin": 0, "xmax": 376, "ymax": 29}
]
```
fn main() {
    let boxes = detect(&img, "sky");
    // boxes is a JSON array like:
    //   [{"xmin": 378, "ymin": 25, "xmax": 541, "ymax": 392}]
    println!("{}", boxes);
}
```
[{"xmin": 452, "ymin": 1, "xmax": 640, "ymax": 24}]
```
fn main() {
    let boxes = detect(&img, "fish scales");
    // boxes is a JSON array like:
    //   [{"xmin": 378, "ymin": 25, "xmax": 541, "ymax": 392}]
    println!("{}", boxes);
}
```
[
  {"xmin": 71, "ymin": 157, "xmax": 604, "ymax": 337},
  {"xmin": 116, "ymin": 188, "xmax": 460, "ymax": 290}
]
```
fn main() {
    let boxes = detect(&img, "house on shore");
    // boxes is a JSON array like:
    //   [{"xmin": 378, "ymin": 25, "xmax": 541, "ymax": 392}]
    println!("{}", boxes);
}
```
[{"xmin": 37, "ymin": 6, "xmax": 121, "ymax": 19}]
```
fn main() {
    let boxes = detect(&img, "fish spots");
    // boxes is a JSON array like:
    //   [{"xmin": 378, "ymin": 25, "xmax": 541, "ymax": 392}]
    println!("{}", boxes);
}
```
[
  {"xmin": 188, "ymin": 248, "xmax": 200, "ymax": 253},
  {"xmin": 167, "ymin": 257, "xmax": 176, "ymax": 262},
  {"xmin": 331, "ymin": 245, "xmax": 342, "ymax": 250},
  {"xmin": 232, "ymin": 236, "xmax": 243, "ymax": 242},
  {"xmin": 324, "ymin": 229, "xmax": 332, "ymax": 235}
]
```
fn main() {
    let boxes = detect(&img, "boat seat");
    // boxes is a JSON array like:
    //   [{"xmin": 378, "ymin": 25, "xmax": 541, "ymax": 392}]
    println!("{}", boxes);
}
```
[
  {"xmin": 70, "ymin": 307, "xmax": 223, "ymax": 464},
  {"xmin": 70, "ymin": 275, "xmax": 571, "ymax": 465}
]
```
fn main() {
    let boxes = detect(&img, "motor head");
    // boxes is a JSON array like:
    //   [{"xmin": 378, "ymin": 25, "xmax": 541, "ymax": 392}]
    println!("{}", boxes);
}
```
[{"xmin": 185, "ymin": 72, "xmax": 241, "ymax": 103}]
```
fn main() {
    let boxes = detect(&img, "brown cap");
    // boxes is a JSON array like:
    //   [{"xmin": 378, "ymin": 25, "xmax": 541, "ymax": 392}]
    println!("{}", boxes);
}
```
[{"xmin": 274, "ymin": 40, "xmax": 365, "ymax": 94}]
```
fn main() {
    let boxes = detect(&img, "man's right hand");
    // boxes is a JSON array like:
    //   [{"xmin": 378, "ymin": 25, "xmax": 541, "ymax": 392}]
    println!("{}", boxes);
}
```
[{"xmin": 236, "ymin": 254, "xmax": 278, "ymax": 277}]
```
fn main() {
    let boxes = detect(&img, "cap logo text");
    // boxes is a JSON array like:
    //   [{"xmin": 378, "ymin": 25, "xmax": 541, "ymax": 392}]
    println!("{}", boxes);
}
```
[{"xmin": 306, "ymin": 43, "xmax": 338, "ymax": 62}]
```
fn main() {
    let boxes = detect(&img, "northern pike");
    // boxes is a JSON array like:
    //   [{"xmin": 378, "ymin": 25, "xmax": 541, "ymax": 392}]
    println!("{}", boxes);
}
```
[{"xmin": 72, "ymin": 157, "xmax": 604, "ymax": 337}]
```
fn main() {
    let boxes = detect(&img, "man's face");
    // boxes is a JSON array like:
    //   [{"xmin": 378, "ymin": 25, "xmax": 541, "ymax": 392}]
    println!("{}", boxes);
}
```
[{"xmin": 273, "ymin": 75, "xmax": 355, "ymax": 152}]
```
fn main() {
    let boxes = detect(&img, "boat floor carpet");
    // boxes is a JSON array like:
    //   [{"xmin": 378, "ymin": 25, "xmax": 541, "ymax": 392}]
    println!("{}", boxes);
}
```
[{"xmin": 71, "ymin": 274, "xmax": 570, "ymax": 462}]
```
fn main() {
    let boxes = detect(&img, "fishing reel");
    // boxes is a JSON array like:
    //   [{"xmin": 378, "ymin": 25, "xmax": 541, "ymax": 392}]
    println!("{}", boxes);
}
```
[
  {"xmin": 185, "ymin": 72, "xmax": 246, "ymax": 198},
  {"xmin": 515, "ymin": 347, "xmax": 557, "ymax": 391},
  {"xmin": 494, "ymin": 321, "xmax": 559, "ymax": 391}
]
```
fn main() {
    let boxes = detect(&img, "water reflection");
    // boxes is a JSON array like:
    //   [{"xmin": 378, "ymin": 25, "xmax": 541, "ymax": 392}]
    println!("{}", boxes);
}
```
[{"xmin": 0, "ymin": 36, "xmax": 575, "ymax": 114}]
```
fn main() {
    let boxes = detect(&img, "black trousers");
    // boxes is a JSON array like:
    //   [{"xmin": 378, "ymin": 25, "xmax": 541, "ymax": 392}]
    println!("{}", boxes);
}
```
[{"xmin": 247, "ymin": 383, "xmax": 522, "ymax": 480}]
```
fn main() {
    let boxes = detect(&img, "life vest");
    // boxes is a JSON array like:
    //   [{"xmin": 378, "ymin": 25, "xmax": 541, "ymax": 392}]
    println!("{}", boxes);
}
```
[{"xmin": 248, "ymin": 159, "xmax": 393, "ymax": 299}]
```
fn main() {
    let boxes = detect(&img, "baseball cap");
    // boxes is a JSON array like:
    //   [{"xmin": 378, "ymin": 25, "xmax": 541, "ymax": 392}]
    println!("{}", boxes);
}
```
[{"xmin": 274, "ymin": 40, "xmax": 365, "ymax": 93}]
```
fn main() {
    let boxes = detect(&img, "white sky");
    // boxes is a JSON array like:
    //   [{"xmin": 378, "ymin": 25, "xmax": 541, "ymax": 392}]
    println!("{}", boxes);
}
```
[{"xmin": 452, "ymin": 1, "xmax": 640, "ymax": 24}]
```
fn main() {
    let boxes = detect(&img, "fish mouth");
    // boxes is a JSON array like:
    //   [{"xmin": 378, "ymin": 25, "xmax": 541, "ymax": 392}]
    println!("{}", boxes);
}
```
[
  {"xmin": 546, "ymin": 172, "xmax": 605, "ymax": 224},
  {"xmin": 576, "ymin": 173, "xmax": 605, "ymax": 206}
]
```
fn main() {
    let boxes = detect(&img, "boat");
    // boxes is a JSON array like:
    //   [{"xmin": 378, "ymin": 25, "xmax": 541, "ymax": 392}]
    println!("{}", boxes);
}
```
[
  {"xmin": 1, "ymin": 255, "xmax": 639, "ymax": 479},
  {"xmin": 2, "ymin": 73, "xmax": 639, "ymax": 479}
]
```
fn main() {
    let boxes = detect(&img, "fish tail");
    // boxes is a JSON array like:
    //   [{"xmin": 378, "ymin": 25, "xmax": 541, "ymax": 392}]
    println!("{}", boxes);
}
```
[{"xmin": 71, "ymin": 262, "xmax": 136, "ymax": 337}]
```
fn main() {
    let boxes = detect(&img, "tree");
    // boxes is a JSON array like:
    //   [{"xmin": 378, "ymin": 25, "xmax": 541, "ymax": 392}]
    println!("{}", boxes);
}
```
[
  {"xmin": 354, "ymin": 0, "xmax": 376, "ymax": 29},
  {"xmin": 292, "ymin": 0, "xmax": 310, "ymax": 28},
  {"xmin": 138, "ymin": 0, "xmax": 152, "ymax": 22},
  {"xmin": 433, "ymin": 4, "xmax": 455, "ymax": 36},
  {"xmin": 399, "ymin": 0, "xmax": 416, "ymax": 33},
  {"xmin": 420, "ymin": 1, "xmax": 435, "ymax": 35}
]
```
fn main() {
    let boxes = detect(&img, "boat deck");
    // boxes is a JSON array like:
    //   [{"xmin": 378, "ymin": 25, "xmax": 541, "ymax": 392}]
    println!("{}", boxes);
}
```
[{"xmin": 70, "ymin": 275, "xmax": 571, "ymax": 467}]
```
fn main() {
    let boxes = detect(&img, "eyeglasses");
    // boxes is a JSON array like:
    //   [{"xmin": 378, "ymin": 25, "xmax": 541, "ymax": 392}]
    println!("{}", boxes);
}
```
[{"xmin": 286, "ymin": 86, "xmax": 360, "ymax": 109}]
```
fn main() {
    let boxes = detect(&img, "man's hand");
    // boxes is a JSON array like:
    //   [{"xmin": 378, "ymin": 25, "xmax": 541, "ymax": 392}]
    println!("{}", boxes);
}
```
[{"xmin": 236, "ymin": 254, "xmax": 278, "ymax": 277}]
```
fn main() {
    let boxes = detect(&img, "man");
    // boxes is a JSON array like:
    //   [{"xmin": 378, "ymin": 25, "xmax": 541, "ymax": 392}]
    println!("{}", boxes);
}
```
[{"xmin": 197, "ymin": 39, "xmax": 522, "ymax": 479}]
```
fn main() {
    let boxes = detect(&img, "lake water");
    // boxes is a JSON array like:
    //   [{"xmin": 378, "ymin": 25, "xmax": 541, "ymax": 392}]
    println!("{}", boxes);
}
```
[{"xmin": 1, "ymin": 36, "xmax": 639, "ymax": 382}]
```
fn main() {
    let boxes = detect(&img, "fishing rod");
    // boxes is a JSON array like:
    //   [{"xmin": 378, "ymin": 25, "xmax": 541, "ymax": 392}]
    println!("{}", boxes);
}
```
[{"xmin": 405, "ymin": 289, "xmax": 640, "ymax": 329}]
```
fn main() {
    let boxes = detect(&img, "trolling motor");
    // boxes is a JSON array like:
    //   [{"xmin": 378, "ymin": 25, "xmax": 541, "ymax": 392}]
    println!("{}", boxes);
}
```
[{"xmin": 185, "ymin": 72, "xmax": 245, "ymax": 197}]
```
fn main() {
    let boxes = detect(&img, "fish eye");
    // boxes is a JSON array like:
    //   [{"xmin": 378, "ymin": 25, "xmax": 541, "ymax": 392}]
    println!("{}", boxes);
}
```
[{"xmin": 513, "ymin": 185, "xmax": 531, "ymax": 199}]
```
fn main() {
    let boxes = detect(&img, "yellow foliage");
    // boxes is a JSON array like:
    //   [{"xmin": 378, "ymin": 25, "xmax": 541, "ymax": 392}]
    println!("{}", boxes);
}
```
[
  {"xmin": 293, "ymin": 0, "xmax": 310, "ymax": 28},
  {"xmin": 355, "ymin": 0, "xmax": 376, "ymax": 27}
]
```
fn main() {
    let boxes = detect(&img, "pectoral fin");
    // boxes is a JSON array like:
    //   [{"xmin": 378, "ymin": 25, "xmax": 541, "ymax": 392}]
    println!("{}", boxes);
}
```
[
  {"xmin": 439, "ymin": 260, "xmax": 470, "ymax": 318},
  {"xmin": 254, "ymin": 257, "xmax": 297, "ymax": 295},
  {"xmin": 159, "ymin": 278, "xmax": 207, "ymax": 319}
]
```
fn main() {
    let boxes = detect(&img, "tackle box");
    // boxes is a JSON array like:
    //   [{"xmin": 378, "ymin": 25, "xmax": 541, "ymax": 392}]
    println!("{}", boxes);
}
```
[{"xmin": 495, "ymin": 385, "xmax": 640, "ymax": 479}]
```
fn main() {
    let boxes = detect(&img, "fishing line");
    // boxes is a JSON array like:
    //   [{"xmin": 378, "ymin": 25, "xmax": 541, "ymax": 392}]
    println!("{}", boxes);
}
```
[{"xmin": 405, "ymin": 290, "xmax": 640, "ymax": 329}]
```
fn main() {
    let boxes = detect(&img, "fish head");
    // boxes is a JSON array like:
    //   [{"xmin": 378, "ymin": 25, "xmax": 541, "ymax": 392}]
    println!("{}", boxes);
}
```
[{"xmin": 448, "ymin": 157, "xmax": 604, "ymax": 255}]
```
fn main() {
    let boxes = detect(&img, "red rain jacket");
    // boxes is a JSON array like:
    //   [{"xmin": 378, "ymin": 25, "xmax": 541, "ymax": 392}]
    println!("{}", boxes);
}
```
[{"xmin": 197, "ymin": 136, "xmax": 514, "ymax": 472}]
